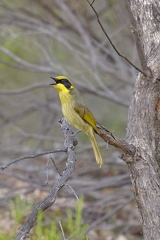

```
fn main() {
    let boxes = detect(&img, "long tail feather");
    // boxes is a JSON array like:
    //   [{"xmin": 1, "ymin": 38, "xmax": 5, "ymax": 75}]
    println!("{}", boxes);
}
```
[{"xmin": 88, "ymin": 128, "xmax": 103, "ymax": 167}]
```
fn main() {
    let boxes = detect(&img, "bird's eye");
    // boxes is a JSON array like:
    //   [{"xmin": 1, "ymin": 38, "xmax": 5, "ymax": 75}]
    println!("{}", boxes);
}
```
[{"xmin": 61, "ymin": 79, "xmax": 72, "ymax": 89}]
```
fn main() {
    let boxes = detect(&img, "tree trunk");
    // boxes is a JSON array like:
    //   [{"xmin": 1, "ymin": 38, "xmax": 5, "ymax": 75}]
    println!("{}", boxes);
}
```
[{"xmin": 124, "ymin": 0, "xmax": 160, "ymax": 239}]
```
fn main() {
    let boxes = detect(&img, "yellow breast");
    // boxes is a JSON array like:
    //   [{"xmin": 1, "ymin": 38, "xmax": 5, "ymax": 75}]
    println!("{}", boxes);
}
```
[{"xmin": 58, "ymin": 89, "xmax": 90, "ymax": 132}]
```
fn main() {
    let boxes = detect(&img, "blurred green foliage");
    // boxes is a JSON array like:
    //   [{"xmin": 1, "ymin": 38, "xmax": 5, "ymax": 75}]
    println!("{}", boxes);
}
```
[{"xmin": 0, "ymin": 195, "xmax": 88, "ymax": 240}]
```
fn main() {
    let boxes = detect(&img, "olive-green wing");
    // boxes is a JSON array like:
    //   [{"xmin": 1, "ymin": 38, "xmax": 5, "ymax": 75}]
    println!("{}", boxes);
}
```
[{"xmin": 74, "ymin": 105, "xmax": 98, "ymax": 132}]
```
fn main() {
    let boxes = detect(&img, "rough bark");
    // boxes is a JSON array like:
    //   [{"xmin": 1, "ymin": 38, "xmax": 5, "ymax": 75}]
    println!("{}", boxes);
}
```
[{"xmin": 124, "ymin": 0, "xmax": 160, "ymax": 239}]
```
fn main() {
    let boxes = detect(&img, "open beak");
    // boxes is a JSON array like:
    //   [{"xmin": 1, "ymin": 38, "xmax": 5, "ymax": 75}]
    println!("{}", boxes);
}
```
[{"xmin": 50, "ymin": 77, "xmax": 57, "ymax": 85}]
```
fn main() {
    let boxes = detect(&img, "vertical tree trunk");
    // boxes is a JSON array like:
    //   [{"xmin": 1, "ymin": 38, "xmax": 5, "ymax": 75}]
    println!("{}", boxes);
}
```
[{"xmin": 124, "ymin": 0, "xmax": 160, "ymax": 239}]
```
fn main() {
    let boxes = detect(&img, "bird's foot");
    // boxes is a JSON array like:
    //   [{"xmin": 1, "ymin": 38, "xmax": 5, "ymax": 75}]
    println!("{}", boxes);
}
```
[{"xmin": 70, "ymin": 130, "xmax": 81, "ymax": 137}]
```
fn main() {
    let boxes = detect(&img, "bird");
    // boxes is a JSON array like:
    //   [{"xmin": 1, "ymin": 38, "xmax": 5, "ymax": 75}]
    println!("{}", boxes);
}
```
[{"xmin": 50, "ymin": 75, "xmax": 103, "ymax": 167}]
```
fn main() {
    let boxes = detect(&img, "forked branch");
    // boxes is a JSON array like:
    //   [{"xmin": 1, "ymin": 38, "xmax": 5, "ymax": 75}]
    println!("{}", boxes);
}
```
[{"xmin": 15, "ymin": 118, "xmax": 77, "ymax": 240}]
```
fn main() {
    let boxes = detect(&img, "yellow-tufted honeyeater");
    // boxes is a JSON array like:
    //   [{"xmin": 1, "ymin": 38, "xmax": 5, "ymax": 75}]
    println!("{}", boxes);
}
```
[{"xmin": 50, "ymin": 76, "xmax": 103, "ymax": 167}]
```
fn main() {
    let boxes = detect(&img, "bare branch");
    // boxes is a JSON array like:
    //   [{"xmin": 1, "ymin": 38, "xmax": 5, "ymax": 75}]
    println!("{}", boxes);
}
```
[
  {"xmin": 15, "ymin": 118, "xmax": 77, "ymax": 240},
  {"xmin": 97, "ymin": 123, "xmax": 136, "ymax": 156},
  {"xmin": 87, "ymin": 0, "xmax": 147, "ymax": 77},
  {"xmin": 1, "ymin": 149, "xmax": 66, "ymax": 171}
]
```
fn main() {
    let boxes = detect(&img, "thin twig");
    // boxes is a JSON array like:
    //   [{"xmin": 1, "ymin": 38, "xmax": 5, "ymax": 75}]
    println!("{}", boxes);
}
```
[
  {"xmin": 65, "ymin": 184, "xmax": 79, "ymax": 201},
  {"xmin": 87, "ymin": 0, "xmax": 147, "ymax": 77},
  {"xmin": 49, "ymin": 154, "xmax": 61, "ymax": 175},
  {"xmin": 59, "ymin": 221, "xmax": 67, "ymax": 240},
  {"xmin": 45, "ymin": 159, "xmax": 50, "ymax": 185},
  {"xmin": 49, "ymin": 155, "xmax": 79, "ymax": 200},
  {"xmin": 0, "ymin": 149, "xmax": 66, "ymax": 171}
]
